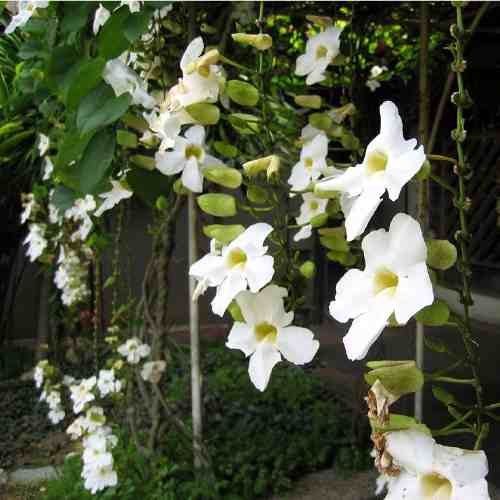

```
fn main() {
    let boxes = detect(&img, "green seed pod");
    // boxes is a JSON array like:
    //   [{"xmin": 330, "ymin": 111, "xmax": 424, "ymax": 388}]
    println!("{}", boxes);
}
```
[
  {"xmin": 246, "ymin": 185, "xmax": 268, "ymax": 204},
  {"xmin": 185, "ymin": 103, "xmax": 220, "ymax": 125},
  {"xmin": 415, "ymin": 299, "xmax": 450, "ymax": 326},
  {"xmin": 203, "ymin": 166, "xmax": 242, "ymax": 189},
  {"xmin": 197, "ymin": 193, "xmax": 237, "ymax": 217},
  {"xmin": 227, "ymin": 80, "xmax": 260, "ymax": 107}
]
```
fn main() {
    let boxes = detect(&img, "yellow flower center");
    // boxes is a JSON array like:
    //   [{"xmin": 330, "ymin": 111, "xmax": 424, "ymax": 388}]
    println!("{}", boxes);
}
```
[
  {"xmin": 421, "ymin": 473, "xmax": 452, "ymax": 500},
  {"xmin": 366, "ymin": 150, "xmax": 388, "ymax": 175},
  {"xmin": 315, "ymin": 45, "xmax": 328, "ymax": 60},
  {"xmin": 373, "ymin": 267, "xmax": 399, "ymax": 295},
  {"xmin": 227, "ymin": 247, "xmax": 247, "ymax": 268},
  {"xmin": 197, "ymin": 65, "xmax": 210, "ymax": 78},
  {"xmin": 309, "ymin": 201, "xmax": 319, "ymax": 211},
  {"xmin": 304, "ymin": 157, "xmax": 314, "ymax": 170},
  {"xmin": 254, "ymin": 322, "xmax": 278, "ymax": 343},
  {"xmin": 185, "ymin": 144, "xmax": 204, "ymax": 161}
]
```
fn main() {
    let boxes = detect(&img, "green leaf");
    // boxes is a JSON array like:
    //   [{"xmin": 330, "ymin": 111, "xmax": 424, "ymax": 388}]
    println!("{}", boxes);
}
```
[
  {"xmin": 213, "ymin": 141, "xmax": 238, "ymax": 158},
  {"xmin": 185, "ymin": 103, "xmax": 220, "ymax": 125},
  {"xmin": 77, "ymin": 84, "xmax": 131, "ymax": 135},
  {"xmin": 76, "ymin": 128, "xmax": 116, "ymax": 194},
  {"xmin": 424, "ymin": 336, "xmax": 448, "ymax": 354},
  {"xmin": 228, "ymin": 113, "xmax": 260, "ymax": 135},
  {"xmin": 56, "ymin": 130, "xmax": 95, "ymax": 169},
  {"xmin": 371, "ymin": 414, "xmax": 431, "ymax": 435},
  {"xmin": 123, "ymin": 9, "xmax": 154, "ymax": 43},
  {"xmin": 51, "ymin": 185, "xmax": 77, "ymax": 213},
  {"xmin": 65, "ymin": 58, "xmax": 106, "ymax": 110},
  {"xmin": 365, "ymin": 361, "xmax": 424, "ymax": 397},
  {"xmin": 126, "ymin": 169, "xmax": 174, "ymax": 207},
  {"xmin": 226, "ymin": 80, "xmax": 260, "ymax": 106},
  {"xmin": 197, "ymin": 194, "xmax": 237, "ymax": 217},
  {"xmin": 318, "ymin": 227, "xmax": 349, "ymax": 252},
  {"xmin": 415, "ymin": 299, "xmax": 450, "ymax": 326},
  {"xmin": 203, "ymin": 166, "xmax": 242, "ymax": 189},
  {"xmin": 432, "ymin": 386, "xmax": 456, "ymax": 406},
  {"xmin": 98, "ymin": 7, "xmax": 131, "ymax": 59},
  {"xmin": 60, "ymin": 2, "xmax": 94, "ymax": 34},
  {"xmin": 116, "ymin": 130, "xmax": 138, "ymax": 148}
]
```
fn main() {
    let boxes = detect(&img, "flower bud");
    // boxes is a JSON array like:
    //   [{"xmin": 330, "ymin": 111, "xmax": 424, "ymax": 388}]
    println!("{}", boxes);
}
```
[
  {"xmin": 319, "ymin": 227, "xmax": 349, "ymax": 252},
  {"xmin": 227, "ymin": 80, "xmax": 260, "ymax": 107},
  {"xmin": 197, "ymin": 193, "xmax": 237, "ymax": 217},
  {"xmin": 310, "ymin": 213, "xmax": 328, "ymax": 228},
  {"xmin": 229, "ymin": 113, "xmax": 261, "ymax": 135},
  {"xmin": 203, "ymin": 224, "xmax": 245, "ymax": 245},
  {"xmin": 299, "ymin": 261, "xmax": 316, "ymax": 279},
  {"xmin": 155, "ymin": 195, "xmax": 168, "ymax": 211},
  {"xmin": 185, "ymin": 49, "xmax": 220, "ymax": 74},
  {"xmin": 308, "ymin": 112, "xmax": 332, "ymax": 132},
  {"xmin": 294, "ymin": 95, "xmax": 322, "ymax": 109},
  {"xmin": 228, "ymin": 300, "xmax": 244, "ymax": 322},
  {"xmin": 116, "ymin": 130, "xmax": 138, "ymax": 148},
  {"xmin": 415, "ymin": 159, "xmax": 431, "ymax": 181},
  {"xmin": 329, "ymin": 103, "xmax": 356, "ymax": 124},
  {"xmin": 266, "ymin": 155, "xmax": 280, "ymax": 179},
  {"xmin": 185, "ymin": 103, "xmax": 220, "ymax": 125},
  {"xmin": 203, "ymin": 166, "xmax": 242, "ymax": 189},
  {"xmin": 426, "ymin": 239, "xmax": 457, "ymax": 270},
  {"xmin": 173, "ymin": 178, "xmax": 189, "ymax": 195},
  {"xmin": 243, "ymin": 155, "xmax": 278, "ymax": 177},
  {"xmin": 415, "ymin": 299, "xmax": 450, "ymax": 326},
  {"xmin": 121, "ymin": 112, "xmax": 148, "ymax": 132},
  {"xmin": 231, "ymin": 33, "xmax": 273, "ymax": 51},
  {"xmin": 130, "ymin": 154, "xmax": 155, "ymax": 170}
]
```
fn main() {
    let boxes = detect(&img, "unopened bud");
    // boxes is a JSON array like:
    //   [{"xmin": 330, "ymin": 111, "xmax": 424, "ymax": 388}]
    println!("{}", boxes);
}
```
[
  {"xmin": 305, "ymin": 15, "xmax": 333, "ymax": 27},
  {"xmin": 185, "ymin": 49, "xmax": 220, "ymax": 74},
  {"xmin": 130, "ymin": 154, "xmax": 155, "ymax": 170},
  {"xmin": 266, "ymin": 155, "xmax": 280, "ymax": 179},
  {"xmin": 243, "ymin": 155, "xmax": 278, "ymax": 177},
  {"xmin": 299, "ymin": 261, "xmax": 316, "ymax": 279},
  {"xmin": 308, "ymin": 112, "xmax": 333, "ymax": 132},
  {"xmin": 294, "ymin": 95, "xmax": 322, "ymax": 109},
  {"xmin": 231, "ymin": 33, "xmax": 273, "ymax": 51}
]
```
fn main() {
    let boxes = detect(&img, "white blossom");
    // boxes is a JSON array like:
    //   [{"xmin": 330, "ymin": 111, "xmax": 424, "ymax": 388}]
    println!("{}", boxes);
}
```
[
  {"xmin": 155, "ymin": 125, "xmax": 223, "ymax": 193},
  {"xmin": 103, "ymin": 59, "xmax": 155, "ymax": 109},
  {"xmin": 20, "ymin": 193, "xmax": 35, "ymax": 224},
  {"xmin": 167, "ymin": 37, "xmax": 223, "ymax": 110},
  {"xmin": 94, "ymin": 180, "xmax": 133, "ymax": 217},
  {"xmin": 24, "ymin": 223, "xmax": 47, "ymax": 262},
  {"xmin": 38, "ymin": 132, "xmax": 50, "ymax": 156},
  {"xmin": 83, "ymin": 465, "xmax": 118, "ymax": 494},
  {"xmin": 295, "ymin": 27, "xmax": 342, "ymax": 85},
  {"xmin": 227, "ymin": 285, "xmax": 319, "ymax": 391},
  {"xmin": 288, "ymin": 132, "xmax": 330, "ymax": 191},
  {"xmin": 33, "ymin": 361, "xmax": 46, "ymax": 389},
  {"xmin": 83, "ymin": 406, "xmax": 106, "ymax": 433},
  {"xmin": 54, "ymin": 247, "xmax": 90, "ymax": 307},
  {"xmin": 117, "ymin": 337, "xmax": 151, "ymax": 365},
  {"xmin": 366, "ymin": 79, "xmax": 381, "ymax": 92},
  {"xmin": 97, "ymin": 369, "xmax": 122, "ymax": 397},
  {"xmin": 42, "ymin": 157, "xmax": 54, "ymax": 180},
  {"xmin": 294, "ymin": 193, "xmax": 328, "ymax": 241},
  {"xmin": 66, "ymin": 416, "xmax": 87, "ymax": 440},
  {"xmin": 118, "ymin": 0, "xmax": 142, "ymax": 13},
  {"xmin": 5, "ymin": 1, "xmax": 49, "ymax": 34},
  {"xmin": 329, "ymin": 213, "xmax": 433, "ymax": 361},
  {"xmin": 141, "ymin": 361, "xmax": 166, "ymax": 384},
  {"xmin": 64, "ymin": 195, "xmax": 96, "ymax": 242},
  {"xmin": 70, "ymin": 377, "xmax": 97, "ymax": 414},
  {"xmin": 142, "ymin": 108, "xmax": 185, "ymax": 151},
  {"xmin": 92, "ymin": 3, "xmax": 110, "ymax": 35},
  {"xmin": 189, "ymin": 223, "xmax": 275, "ymax": 317},
  {"xmin": 45, "ymin": 390, "xmax": 65, "ymax": 424},
  {"xmin": 316, "ymin": 101, "xmax": 425, "ymax": 241},
  {"xmin": 380, "ymin": 430, "xmax": 490, "ymax": 500},
  {"xmin": 48, "ymin": 407, "xmax": 65, "ymax": 424}
]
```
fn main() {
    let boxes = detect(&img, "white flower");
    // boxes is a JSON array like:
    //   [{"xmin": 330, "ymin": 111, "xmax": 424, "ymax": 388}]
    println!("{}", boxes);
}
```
[
  {"xmin": 316, "ymin": 101, "xmax": 425, "ymax": 241},
  {"xmin": 66, "ymin": 416, "xmax": 87, "ymax": 440},
  {"xmin": 141, "ymin": 361, "xmax": 166, "ymax": 384},
  {"xmin": 24, "ymin": 223, "xmax": 47, "ymax": 262},
  {"xmin": 54, "ymin": 247, "xmax": 90, "ymax": 307},
  {"xmin": 288, "ymin": 132, "xmax": 329, "ymax": 191},
  {"xmin": 83, "ymin": 465, "xmax": 117, "ymax": 494},
  {"xmin": 33, "ymin": 361, "xmax": 46, "ymax": 388},
  {"xmin": 38, "ymin": 133, "xmax": 50, "ymax": 156},
  {"xmin": 64, "ymin": 195, "xmax": 96, "ymax": 242},
  {"xmin": 117, "ymin": 337, "xmax": 151, "ymax": 364},
  {"xmin": 142, "ymin": 108, "xmax": 183, "ymax": 150},
  {"xmin": 48, "ymin": 407, "xmax": 65, "ymax": 424},
  {"xmin": 118, "ymin": 0, "xmax": 142, "ymax": 13},
  {"xmin": 103, "ymin": 59, "xmax": 155, "ymax": 109},
  {"xmin": 93, "ymin": 4, "xmax": 110, "ymax": 35},
  {"xmin": 227, "ymin": 285, "xmax": 319, "ymax": 391},
  {"xmin": 294, "ymin": 193, "xmax": 328, "ymax": 241},
  {"xmin": 370, "ymin": 65, "xmax": 387, "ymax": 79},
  {"xmin": 83, "ymin": 407, "xmax": 106, "ymax": 433},
  {"xmin": 300, "ymin": 124, "xmax": 323, "ymax": 143},
  {"xmin": 329, "ymin": 213, "xmax": 433, "ymax": 361},
  {"xmin": 5, "ymin": 1, "xmax": 49, "ymax": 34},
  {"xmin": 97, "ymin": 370, "xmax": 122, "ymax": 397},
  {"xmin": 366, "ymin": 79, "xmax": 381, "ymax": 92},
  {"xmin": 45, "ymin": 390, "xmax": 61, "ymax": 408},
  {"xmin": 381, "ymin": 430, "xmax": 490, "ymax": 500},
  {"xmin": 155, "ymin": 125, "xmax": 223, "ymax": 193},
  {"xmin": 42, "ymin": 157, "xmax": 54, "ymax": 180},
  {"xmin": 167, "ymin": 37, "xmax": 222, "ymax": 110},
  {"xmin": 20, "ymin": 193, "xmax": 35, "ymax": 224},
  {"xmin": 94, "ymin": 180, "xmax": 132, "ymax": 217},
  {"xmin": 189, "ymin": 223, "xmax": 275, "ymax": 316},
  {"xmin": 295, "ymin": 27, "xmax": 342, "ymax": 85},
  {"xmin": 70, "ymin": 377, "xmax": 97, "ymax": 414}
]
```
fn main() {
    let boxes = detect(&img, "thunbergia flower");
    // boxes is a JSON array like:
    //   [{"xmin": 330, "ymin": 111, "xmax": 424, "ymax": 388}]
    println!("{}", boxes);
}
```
[
  {"xmin": 70, "ymin": 377, "xmax": 97, "ymax": 414},
  {"xmin": 5, "ymin": 0, "xmax": 49, "ymax": 34},
  {"xmin": 42, "ymin": 157, "xmax": 54, "ymax": 180},
  {"xmin": 118, "ymin": 0, "xmax": 142, "ymax": 13},
  {"xmin": 93, "ymin": 3, "xmax": 110, "ymax": 35},
  {"xmin": 366, "ymin": 65, "xmax": 388, "ymax": 92},
  {"xmin": 316, "ymin": 101, "xmax": 425, "ymax": 241},
  {"xmin": 380, "ymin": 430, "xmax": 490, "ymax": 500},
  {"xmin": 167, "ymin": 37, "xmax": 223, "ymax": 110},
  {"xmin": 24, "ymin": 223, "xmax": 47, "ymax": 262},
  {"xmin": 20, "ymin": 193, "xmax": 35, "ymax": 224},
  {"xmin": 141, "ymin": 361, "xmax": 166, "ymax": 384},
  {"xmin": 143, "ymin": 108, "xmax": 183, "ymax": 151},
  {"xmin": 295, "ymin": 27, "xmax": 342, "ymax": 85},
  {"xmin": 329, "ymin": 213, "xmax": 433, "ymax": 361},
  {"xmin": 103, "ymin": 59, "xmax": 155, "ymax": 109},
  {"xmin": 94, "ymin": 180, "xmax": 133, "ymax": 217},
  {"xmin": 38, "ymin": 133, "xmax": 50, "ymax": 156},
  {"xmin": 288, "ymin": 132, "xmax": 329, "ymax": 191},
  {"xmin": 294, "ymin": 193, "xmax": 328, "ymax": 242},
  {"xmin": 117, "ymin": 337, "xmax": 151, "ymax": 364},
  {"xmin": 33, "ymin": 360, "xmax": 47, "ymax": 389},
  {"xmin": 189, "ymin": 223, "xmax": 275, "ymax": 317},
  {"xmin": 64, "ymin": 195, "xmax": 96, "ymax": 242},
  {"xmin": 155, "ymin": 125, "xmax": 223, "ymax": 193},
  {"xmin": 97, "ymin": 369, "xmax": 122, "ymax": 397},
  {"xmin": 226, "ymin": 285, "xmax": 319, "ymax": 391}
]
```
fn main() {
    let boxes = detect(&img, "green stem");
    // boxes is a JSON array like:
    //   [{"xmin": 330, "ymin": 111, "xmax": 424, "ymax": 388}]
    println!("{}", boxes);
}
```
[
  {"xmin": 427, "ymin": 154, "xmax": 457, "ymax": 164},
  {"xmin": 429, "ymin": 172, "xmax": 457, "ymax": 195},
  {"xmin": 433, "ymin": 409, "xmax": 473, "ymax": 436},
  {"xmin": 429, "ymin": 376, "xmax": 476, "ymax": 385}
]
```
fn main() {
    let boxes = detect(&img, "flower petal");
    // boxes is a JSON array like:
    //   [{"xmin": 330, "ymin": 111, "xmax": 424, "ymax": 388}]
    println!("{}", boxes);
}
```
[
  {"xmin": 184, "ymin": 124, "xmax": 205, "ymax": 145},
  {"xmin": 226, "ymin": 322, "xmax": 258, "ymax": 357},
  {"xmin": 248, "ymin": 342, "xmax": 281, "ymax": 391},
  {"xmin": 211, "ymin": 272, "xmax": 247, "ymax": 316},
  {"xmin": 361, "ymin": 227, "xmax": 391, "ymax": 273},
  {"xmin": 288, "ymin": 162, "xmax": 311, "ymax": 191},
  {"xmin": 452, "ymin": 479, "xmax": 490, "ymax": 500},
  {"xmin": 343, "ymin": 187, "xmax": 384, "ymax": 241},
  {"xmin": 294, "ymin": 224, "xmax": 312, "ymax": 241},
  {"xmin": 329, "ymin": 269, "xmax": 373, "ymax": 323},
  {"xmin": 229, "ymin": 223, "xmax": 273, "ymax": 257},
  {"xmin": 189, "ymin": 254, "xmax": 226, "ymax": 284},
  {"xmin": 342, "ymin": 288, "xmax": 394, "ymax": 360},
  {"xmin": 155, "ymin": 150, "xmax": 185, "ymax": 176},
  {"xmin": 277, "ymin": 326, "xmax": 319, "ymax": 365},
  {"xmin": 385, "ymin": 430, "xmax": 435, "ymax": 476},
  {"xmin": 295, "ymin": 53, "xmax": 315, "ymax": 77},
  {"xmin": 181, "ymin": 156, "xmax": 203, "ymax": 192},
  {"xmin": 244, "ymin": 255, "xmax": 275, "ymax": 293},
  {"xmin": 180, "ymin": 36, "xmax": 204, "ymax": 72},
  {"xmin": 384, "ymin": 472, "xmax": 420, "ymax": 500},
  {"xmin": 394, "ymin": 262, "xmax": 434, "ymax": 324},
  {"xmin": 388, "ymin": 213, "xmax": 427, "ymax": 272},
  {"xmin": 385, "ymin": 145, "xmax": 425, "ymax": 201},
  {"xmin": 315, "ymin": 166, "xmax": 364, "ymax": 197}
]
